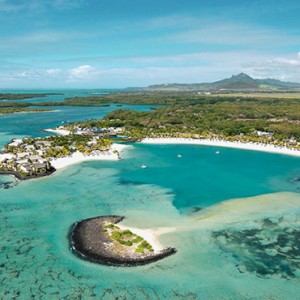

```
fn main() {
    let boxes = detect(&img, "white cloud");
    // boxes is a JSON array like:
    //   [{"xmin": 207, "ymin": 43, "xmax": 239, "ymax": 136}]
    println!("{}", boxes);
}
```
[
  {"xmin": 242, "ymin": 53, "xmax": 300, "ymax": 82},
  {"xmin": 17, "ymin": 70, "xmax": 42, "ymax": 78},
  {"xmin": 46, "ymin": 68, "xmax": 62, "ymax": 75},
  {"xmin": 67, "ymin": 65, "xmax": 96, "ymax": 80},
  {"xmin": 1, "ymin": 50, "xmax": 300, "ymax": 88},
  {"xmin": 273, "ymin": 58, "xmax": 300, "ymax": 66}
]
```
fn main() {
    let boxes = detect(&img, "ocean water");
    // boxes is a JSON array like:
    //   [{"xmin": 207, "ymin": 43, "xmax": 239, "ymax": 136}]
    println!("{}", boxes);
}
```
[
  {"xmin": 0, "ymin": 88, "xmax": 119, "ymax": 103},
  {"xmin": 0, "ymin": 92, "xmax": 300, "ymax": 299}
]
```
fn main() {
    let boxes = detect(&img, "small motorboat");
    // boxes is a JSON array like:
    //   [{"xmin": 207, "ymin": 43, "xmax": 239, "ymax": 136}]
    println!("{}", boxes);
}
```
[
  {"xmin": 177, "ymin": 154, "xmax": 182, "ymax": 158},
  {"xmin": 141, "ymin": 165, "xmax": 147, "ymax": 169},
  {"xmin": 216, "ymin": 151, "xmax": 220, "ymax": 154}
]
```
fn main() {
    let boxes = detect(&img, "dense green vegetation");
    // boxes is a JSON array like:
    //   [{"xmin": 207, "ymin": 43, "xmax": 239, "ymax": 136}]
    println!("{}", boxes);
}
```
[
  {"xmin": 135, "ymin": 240, "xmax": 154, "ymax": 253},
  {"xmin": 65, "ymin": 94, "xmax": 300, "ymax": 149},
  {"xmin": 42, "ymin": 135, "xmax": 112, "ymax": 158},
  {"xmin": 103, "ymin": 223, "xmax": 154, "ymax": 253},
  {"xmin": 0, "ymin": 92, "xmax": 62, "ymax": 114},
  {"xmin": 64, "ymin": 93, "xmax": 192, "ymax": 105},
  {"xmin": 0, "ymin": 93, "xmax": 61, "ymax": 101},
  {"xmin": 0, "ymin": 101, "xmax": 50, "ymax": 114},
  {"xmin": 0, "ymin": 107, "xmax": 48, "ymax": 114},
  {"xmin": 3, "ymin": 135, "xmax": 113, "ymax": 158},
  {"xmin": 1, "ymin": 91, "xmax": 300, "ymax": 149},
  {"xmin": 62, "ymin": 92, "xmax": 300, "ymax": 106}
]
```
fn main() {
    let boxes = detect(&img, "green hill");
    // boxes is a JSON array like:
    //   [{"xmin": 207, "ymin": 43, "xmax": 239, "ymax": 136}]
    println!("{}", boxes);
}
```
[{"xmin": 142, "ymin": 73, "xmax": 300, "ymax": 92}]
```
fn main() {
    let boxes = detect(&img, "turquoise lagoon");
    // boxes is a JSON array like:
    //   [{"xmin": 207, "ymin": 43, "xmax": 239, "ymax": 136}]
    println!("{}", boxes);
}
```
[
  {"xmin": 0, "ymin": 92, "xmax": 300, "ymax": 299},
  {"xmin": 0, "ymin": 104, "xmax": 154, "ymax": 148}
]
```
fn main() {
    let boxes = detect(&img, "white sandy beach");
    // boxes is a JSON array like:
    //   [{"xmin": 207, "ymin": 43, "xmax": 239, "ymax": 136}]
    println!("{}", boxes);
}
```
[
  {"xmin": 117, "ymin": 224, "xmax": 175, "ymax": 253},
  {"xmin": 50, "ymin": 144, "xmax": 128, "ymax": 170},
  {"xmin": 140, "ymin": 138, "xmax": 300, "ymax": 157},
  {"xmin": 44, "ymin": 128, "xmax": 71, "ymax": 136}
]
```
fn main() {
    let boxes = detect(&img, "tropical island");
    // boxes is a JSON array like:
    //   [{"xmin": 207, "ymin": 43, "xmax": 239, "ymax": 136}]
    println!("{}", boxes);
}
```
[
  {"xmin": 0, "ymin": 127, "xmax": 125, "ymax": 180},
  {"xmin": 69, "ymin": 216, "xmax": 176, "ymax": 266}
]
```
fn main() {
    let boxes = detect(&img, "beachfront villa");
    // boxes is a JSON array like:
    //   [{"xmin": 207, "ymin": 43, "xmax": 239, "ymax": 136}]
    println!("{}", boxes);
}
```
[
  {"xmin": 0, "ymin": 126, "xmax": 124, "ymax": 179},
  {"xmin": 0, "ymin": 140, "xmax": 52, "ymax": 177},
  {"xmin": 254, "ymin": 130, "xmax": 274, "ymax": 138}
]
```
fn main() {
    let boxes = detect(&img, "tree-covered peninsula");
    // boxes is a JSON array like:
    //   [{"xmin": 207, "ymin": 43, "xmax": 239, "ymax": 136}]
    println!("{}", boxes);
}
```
[
  {"xmin": 1, "ymin": 91, "xmax": 300, "ymax": 150},
  {"xmin": 0, "ymin": 132, "xmax": 117, "ymax": 180},
  {"xmin": 0, "ymin": 93, "xmax": 61, "ymax": 101},
  {"xmin": 63, "ymin": 93, "xmax": 300, "ymax": 150},
  {"xmin": 0, "ymin": 102, "xmax": 51, "ymax": 115},
  {"xmin": 0, "ymin": 93, "xmax": 61, "ymax": 114}
]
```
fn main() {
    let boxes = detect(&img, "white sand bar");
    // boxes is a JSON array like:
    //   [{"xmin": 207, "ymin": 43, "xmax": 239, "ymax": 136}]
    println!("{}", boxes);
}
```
[
  {"xmin": 140, "ymin": 138, "xmax": 300, "ymax": 157},
  {"xmin": 51, "ymin": 144, "xmax": 128, "ymax": 170},
  {"xmin": 193, "ymin": 192, "xmax": 300, "ymax": 230}
]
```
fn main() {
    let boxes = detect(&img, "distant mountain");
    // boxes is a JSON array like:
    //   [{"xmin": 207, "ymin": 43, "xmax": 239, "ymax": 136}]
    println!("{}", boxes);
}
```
[
  {"xmin": 142, "ymin": 73, "xmax": 300, "ymax": 92},
  {"xmin": 257, "ymin": 78, "xmax": 300, "ymax": 89},
  {"xmin": 212, "ymin": 73, "xmax": 259, "ymax": 89}
]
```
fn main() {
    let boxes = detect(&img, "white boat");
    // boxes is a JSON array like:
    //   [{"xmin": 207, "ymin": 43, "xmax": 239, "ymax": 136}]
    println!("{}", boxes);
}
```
[
  {"xmin": 216, "ymin": 151, "xmax": 220, "ymax": 154},
  {"xmin": 141, "ymin": 165, "xmax": 147, "ymax": 169},
  {"xmin": 177, "ymin": 154, "xmax": 182, "ymax": 158}
]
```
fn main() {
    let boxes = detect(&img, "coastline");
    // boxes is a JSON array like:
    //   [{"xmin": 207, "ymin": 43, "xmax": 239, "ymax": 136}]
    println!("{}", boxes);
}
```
[
  {"xmin": 140, "ymin": 138, "xmax": 300, "ymax": 157},
  {"xmin": 69, "ymin": 216, "xmax": 177, "ymax": 267},
  {"xmin": 50, "ymin": 143, "xmax": 129, "ymax": 170},
  {"xmin": 117, "ymin": 224, "xmax": 175, "ymax": 253},
  {"xmin": 0, "ymin": 168, "xmax": 55, "ymax": 181},
  {"xmin": 0, "ymin": 143, "xmax": 129, "ymax": 180},
  {"xmin": 43, "ymin": 128, "xmax": 71, "ymax": 136}
]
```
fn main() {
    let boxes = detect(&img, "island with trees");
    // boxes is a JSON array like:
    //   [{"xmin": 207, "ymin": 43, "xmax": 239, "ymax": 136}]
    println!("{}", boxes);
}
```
[{"xmin": 69, "ymin": 216, "xmax": 176, "ymax": 266}]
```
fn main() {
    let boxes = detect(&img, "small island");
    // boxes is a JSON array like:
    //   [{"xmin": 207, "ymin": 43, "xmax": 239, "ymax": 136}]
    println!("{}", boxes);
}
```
[{"xmin": 69, "ymin": 216, "xmax": 176, "ymax": 267}]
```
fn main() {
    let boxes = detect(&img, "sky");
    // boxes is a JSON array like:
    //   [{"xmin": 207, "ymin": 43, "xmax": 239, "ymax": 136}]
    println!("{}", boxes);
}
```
[{"xmin": 0, "ymin": 0, "xmax": 300, "ymax": 88}]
